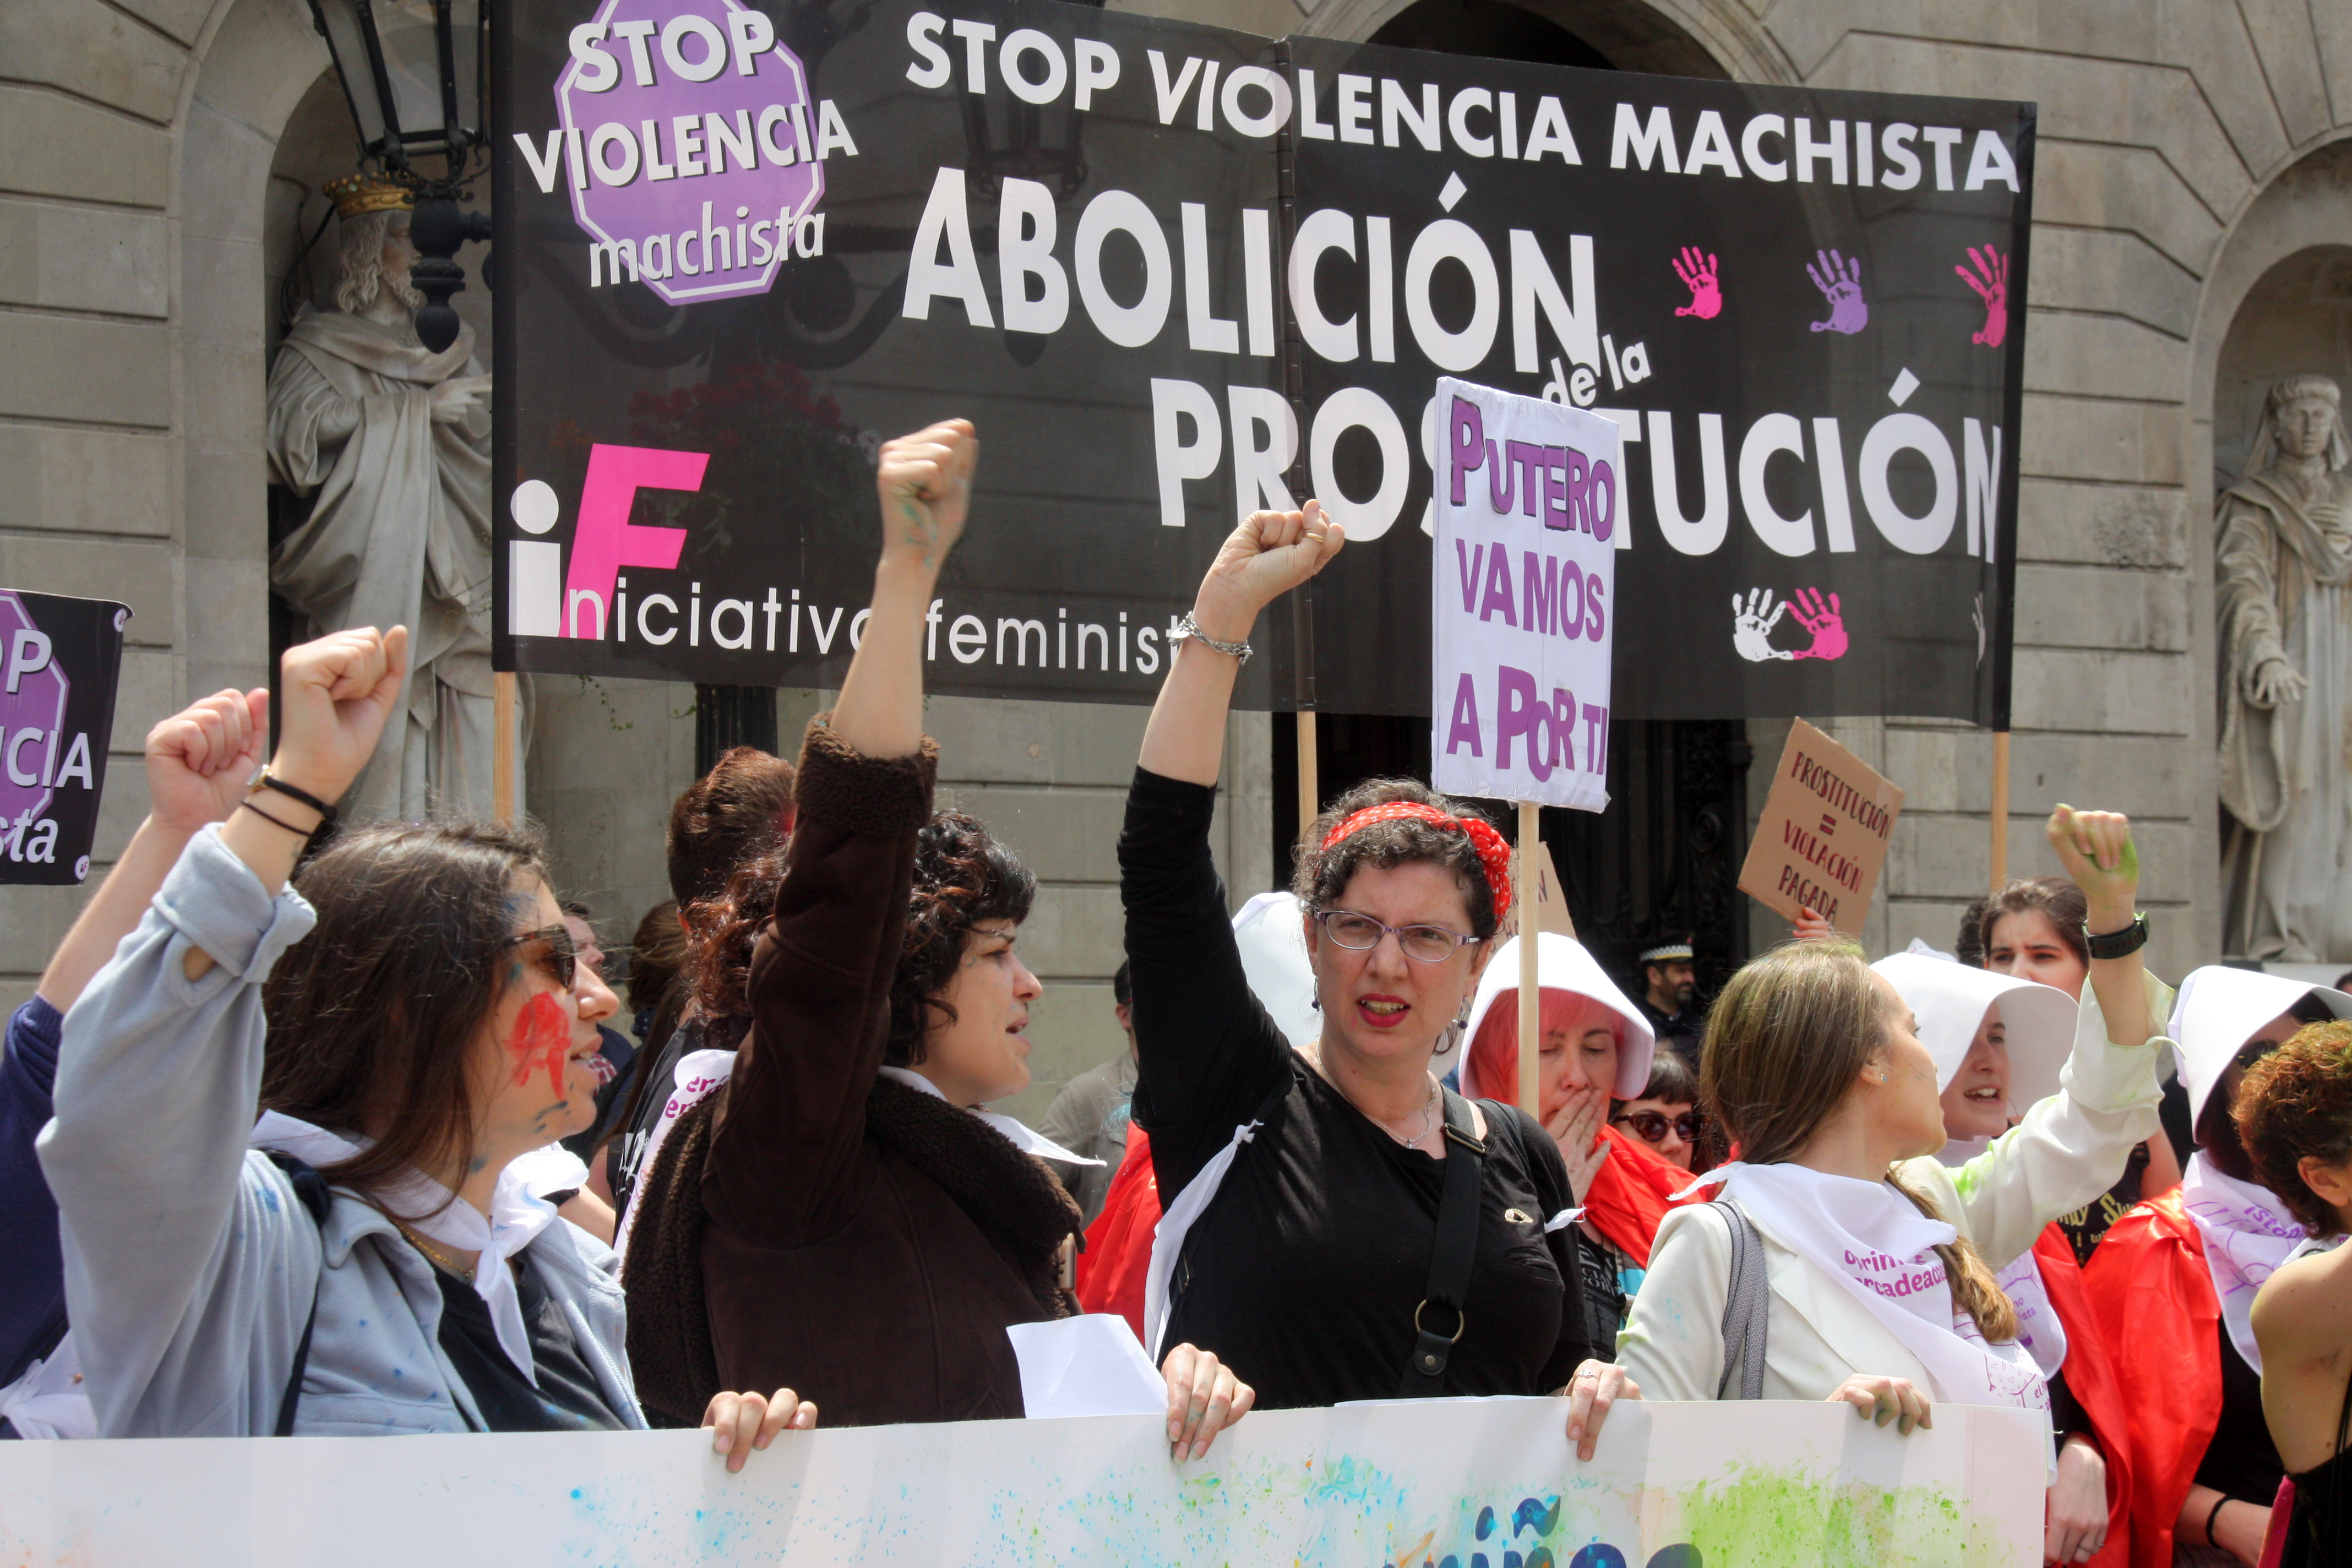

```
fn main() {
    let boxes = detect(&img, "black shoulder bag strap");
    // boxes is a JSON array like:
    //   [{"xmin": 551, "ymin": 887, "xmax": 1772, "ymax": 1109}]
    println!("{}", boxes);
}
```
[
  {"xmin": 1399, "ymin": 1087, "xmax": 1487, "ymax": 1398},
  {"xmin": 262, "ymin": 1150, "xmax": 334, "ymax": 1437}
]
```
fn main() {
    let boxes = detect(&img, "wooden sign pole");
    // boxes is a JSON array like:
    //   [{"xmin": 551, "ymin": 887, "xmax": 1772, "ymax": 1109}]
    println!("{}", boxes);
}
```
[
  {"xmin": 1988, "ymin": 730, "xmax": 2010, "ymax": 892},
  {"xmin": 493, "ymin": 671, "xmax": 518, "ymax": 826},
  {"xmin": 1517, "ymin": 801, "xmax": 1541, "ymax": 1115},
  {"xmin": 1295, "ymin": 710, "xmax": 1317, "ymax": 834}
]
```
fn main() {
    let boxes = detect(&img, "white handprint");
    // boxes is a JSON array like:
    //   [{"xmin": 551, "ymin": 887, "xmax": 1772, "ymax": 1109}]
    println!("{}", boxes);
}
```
[{"xmin": 1732, "ymin": 588, "xmax": 1794, "ymax": 662}]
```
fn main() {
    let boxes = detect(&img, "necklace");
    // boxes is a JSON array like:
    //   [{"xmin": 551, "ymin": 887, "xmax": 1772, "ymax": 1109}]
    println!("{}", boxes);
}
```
[
  {"xmin": 394, "ymin": 1222, "xmax": 477, "ymax": 1283},
  {"xmin": 1394, "ymin": 1076, "xmax": 1440, "ymax": 1148},
  {"xmin": 1302, "ymin": 1044, "xmax": 1441, "ymax": 1147}
]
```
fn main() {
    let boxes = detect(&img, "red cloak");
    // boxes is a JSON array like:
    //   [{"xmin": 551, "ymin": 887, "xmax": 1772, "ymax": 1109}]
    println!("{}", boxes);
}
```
[{"xmin": 2073, "ymin": 1193, "xmax": 2222, "ymax": 1568}]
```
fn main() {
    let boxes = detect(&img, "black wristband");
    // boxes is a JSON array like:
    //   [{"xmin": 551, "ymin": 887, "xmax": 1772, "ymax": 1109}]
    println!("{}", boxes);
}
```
[
  {"xmin": 237, "ymin": 799, "xmax": 313, "ymax": 839},
  {"xmin": 247, "ymin": 766, "xmax": 338, "ymax": 825},
  {"xmin": 2203, "ymin": 1494, "xmax": 2229, "ymax": 1548},
  {"xmin": 2083, "ymin": 911, "xmax": 2148, "ymax": 960}
]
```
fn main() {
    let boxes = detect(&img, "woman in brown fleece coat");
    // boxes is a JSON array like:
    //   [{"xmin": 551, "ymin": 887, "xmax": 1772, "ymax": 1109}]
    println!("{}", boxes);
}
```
[{"xmin": 625, "ymin": 421, "xmax": 1250, "ymax": 1455}]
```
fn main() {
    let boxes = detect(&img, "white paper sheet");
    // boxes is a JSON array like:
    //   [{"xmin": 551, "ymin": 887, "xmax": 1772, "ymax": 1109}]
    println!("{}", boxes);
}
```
[{"xmin": 1006, "ymin": 1314, "xmax": 1167, "ymax": 1419}]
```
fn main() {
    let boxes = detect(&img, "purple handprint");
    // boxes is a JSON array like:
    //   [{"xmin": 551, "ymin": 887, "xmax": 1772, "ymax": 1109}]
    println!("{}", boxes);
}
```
[
  {"xmin": 1788, "ymin": 588, "xmax": 1848, "ymax": 661},
  {"xmin": 1805, "ymin": 249, "xmax": 1867, "ymax": 335},
  {"xmin": 1958, "ymin": 245, "xmax": 2008, "ymax": 346},
  {"xmin": 1672, "ymin": 246, "xmax": 1721, "ymax": 319}
]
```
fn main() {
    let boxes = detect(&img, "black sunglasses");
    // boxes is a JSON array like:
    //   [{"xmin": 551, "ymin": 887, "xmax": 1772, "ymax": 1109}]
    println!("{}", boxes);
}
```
[
  {"xmin": 1613, "ymin": 1109, "xmax": 1702, "ymax": 1145},
  {"xmin": 502, "ymin": 925, "xmax": 578, "ymax": 990}
]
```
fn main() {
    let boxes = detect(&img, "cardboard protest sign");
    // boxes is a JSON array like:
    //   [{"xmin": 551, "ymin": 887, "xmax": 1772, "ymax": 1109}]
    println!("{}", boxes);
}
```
[
  {"xmin": 493, "ymin": 0, "xmax": 2032, "ymax": 724},
  {"xmin": 0, "ymin": 1396, "xmax": 2043, "ymax": 1565},
  {"xmin": 0, "ymin": 591, "xmax": 126, "ymax": 885},
  {"xmin": 1739, "ymin": 717, "xmax": 1904, "ymax": 928},
  {"xmin": 1522, "ymin": 836, "xmax": 1575, "ymax": 938},
  {"xmin": 1431, "ymin": 378, "xmax": 1615, "ymax": 813}
]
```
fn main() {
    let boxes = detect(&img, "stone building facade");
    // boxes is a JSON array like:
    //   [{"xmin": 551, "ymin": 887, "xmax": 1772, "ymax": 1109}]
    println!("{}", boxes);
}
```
[{"xmin": 3, "ymin": 0, "xmax": 2349, "ymax": 1114}]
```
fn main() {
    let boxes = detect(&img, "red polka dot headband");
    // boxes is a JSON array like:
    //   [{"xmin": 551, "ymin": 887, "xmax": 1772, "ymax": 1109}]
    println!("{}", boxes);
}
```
[{"xmin": 1319, "ymin": 801, "xmax": 1514, "ymax": 925}]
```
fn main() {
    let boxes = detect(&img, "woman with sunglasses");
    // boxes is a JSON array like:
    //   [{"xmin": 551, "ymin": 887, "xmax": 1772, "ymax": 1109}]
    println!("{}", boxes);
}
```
[
  {"xmin": 38, "ymin": 627, "xmax": 806, "ymax": 1462},
  {"xmin": 2078, "ymin": 968, "xmax": 2352, "ymax": 1566},
  {"xmin": 1614, "ymin": 1054, "xmax": 1703, "ymax": 1172},
  {"xmin": 1121, "ymin": 500, "xmax": 1607, "ymax": 1412}
]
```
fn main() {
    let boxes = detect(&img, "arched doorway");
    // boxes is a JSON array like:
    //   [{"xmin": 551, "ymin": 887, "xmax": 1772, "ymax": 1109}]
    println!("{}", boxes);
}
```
[
  {"xmin": 2208, "ymin": 239, "xmax": 2352, "ymax": 961},
  {"xmin": 1268, "ymin": 0, "xmax": 1756, "ymax": 1001},
  {"xmin": 2191, "ymin": 136, "xmax": 2352, "ymax": 962}
]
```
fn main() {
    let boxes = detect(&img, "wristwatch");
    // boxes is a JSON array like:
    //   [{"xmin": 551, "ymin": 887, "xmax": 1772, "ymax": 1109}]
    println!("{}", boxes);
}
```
[
  {"xmin": 245, "ymin": 764, "xmax": 339, "ymax": 827},
  {"xmin": 2082, "ymin": 911, "xmax": 2148, "ymax": 960}
]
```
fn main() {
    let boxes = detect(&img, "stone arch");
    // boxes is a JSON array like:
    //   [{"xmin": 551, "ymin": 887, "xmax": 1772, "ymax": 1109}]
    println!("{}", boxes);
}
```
[
  {"xmin": 173, "ymin": 0, "xmax": 331, "ymax": 699},
  {"xmin": 1297, "ymin": 0, "xmax": 1794, "ymax": 85},
  {"xmin": 2188, "ymin": 133, "xmax": 2352, "ymax": 948}
]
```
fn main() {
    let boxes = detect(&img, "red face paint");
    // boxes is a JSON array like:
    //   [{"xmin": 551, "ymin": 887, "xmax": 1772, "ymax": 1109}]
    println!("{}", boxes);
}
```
[{"xmin": 508, "ymin": 991, "xmax": 571, "ymax": 1097}]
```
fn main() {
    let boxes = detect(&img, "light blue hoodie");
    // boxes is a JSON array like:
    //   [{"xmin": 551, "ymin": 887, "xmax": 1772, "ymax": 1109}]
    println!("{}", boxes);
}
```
[{"xmin": 36, "ymin": 826, "xmax": 647, "ymax": 1438}]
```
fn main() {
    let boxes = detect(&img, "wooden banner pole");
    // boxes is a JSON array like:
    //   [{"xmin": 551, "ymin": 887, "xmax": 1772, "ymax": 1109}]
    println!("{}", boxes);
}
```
[
  {"xmin": 1295, "ymin": 710, "xmax": 1318, "ymax": 834},
  {"xmin": 1517, "ymin": 801, "xmax": 1541, "ymax": 1116},
  {"xmin": 1988, "ymin": 729, "xmax": 2010, "ymax": 892},
  {"xmin": 493, "ymin": 671, "xmax": 518, "ymax": 826}
]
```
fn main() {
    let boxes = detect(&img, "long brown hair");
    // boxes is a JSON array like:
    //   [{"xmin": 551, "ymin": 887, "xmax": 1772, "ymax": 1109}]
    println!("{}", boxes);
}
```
[
  {"xmin": 1702, "ymin": 941, "xmax": 2018, "ymax": 1341},
  {"xmin": 260, "ymin": 820, "xmax": 549, "ymax": 1211}
]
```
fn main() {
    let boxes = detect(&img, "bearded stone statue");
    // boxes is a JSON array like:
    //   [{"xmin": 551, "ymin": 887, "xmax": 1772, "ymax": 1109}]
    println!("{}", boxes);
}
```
[
  {"xmin": 2219, "ymin": 374, "xmax": 2352, "ymax": 961},
  {"xmin": 265, "ymin": 174, "xmax": 507, "ymax": 822}
]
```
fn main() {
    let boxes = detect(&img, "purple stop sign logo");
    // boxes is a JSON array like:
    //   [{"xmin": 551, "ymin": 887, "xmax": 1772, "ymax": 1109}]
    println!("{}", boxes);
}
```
[{"xmin": 556, "ymin": 0, "xmax": 830, "ymax": 306}]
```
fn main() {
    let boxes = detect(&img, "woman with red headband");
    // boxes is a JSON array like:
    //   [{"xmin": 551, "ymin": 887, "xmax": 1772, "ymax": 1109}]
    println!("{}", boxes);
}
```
[{"xmin": 1119, "ymin": 500, "xmax": 1609, "ymax": 1412}]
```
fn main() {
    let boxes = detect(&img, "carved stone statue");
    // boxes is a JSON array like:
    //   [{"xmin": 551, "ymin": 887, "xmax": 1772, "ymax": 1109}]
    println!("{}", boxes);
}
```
[
  {"xmin": 265, "ymin": 174, "xmax": 505, "ymax": 822},
  {"xmin": 2219, "ymin": 374, "xmax": 2352, "ymax": 961}
]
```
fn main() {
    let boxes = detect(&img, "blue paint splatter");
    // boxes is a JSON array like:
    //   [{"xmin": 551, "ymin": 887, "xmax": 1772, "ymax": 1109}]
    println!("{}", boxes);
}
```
[
  {"xmin": 1477, "ymin": 1506, "xmax": 1497, "ymax": 1540},
  {"xmin": 1516, "ymin": 1498, "xmax": 1561, "ymax": 1538}
]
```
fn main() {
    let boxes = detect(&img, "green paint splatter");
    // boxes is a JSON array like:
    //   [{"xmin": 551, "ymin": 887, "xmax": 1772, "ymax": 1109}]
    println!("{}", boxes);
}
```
[{"xmin": 1670, "ymin": 1467, "xmax": 2005, "ymax": 1567}]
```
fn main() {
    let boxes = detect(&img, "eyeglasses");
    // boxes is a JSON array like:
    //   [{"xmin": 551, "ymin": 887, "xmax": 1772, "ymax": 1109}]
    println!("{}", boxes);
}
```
[
  {"xmin": 1613, "ymin": 1109, "xmax": 1702, "ymax": 1145},
  {"xmin": 1311, "ymin": 908, "xmax": 1483, "ymax": 964},
  {"xmin": 502, "ymin": 925, "xmax": 578, "ymax": 990}
]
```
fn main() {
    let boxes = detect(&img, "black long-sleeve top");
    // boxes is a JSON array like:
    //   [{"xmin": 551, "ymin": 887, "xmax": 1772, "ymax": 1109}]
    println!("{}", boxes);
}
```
[{"xmin": 1120, "ymin": 766, "xmax": 1597, "ymax": 1410}]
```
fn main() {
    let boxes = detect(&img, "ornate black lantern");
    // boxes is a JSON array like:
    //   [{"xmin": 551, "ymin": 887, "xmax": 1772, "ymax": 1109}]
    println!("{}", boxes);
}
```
[{"xmin": 304, "ymin": 0, "xmax": 492, "ymax": 352}]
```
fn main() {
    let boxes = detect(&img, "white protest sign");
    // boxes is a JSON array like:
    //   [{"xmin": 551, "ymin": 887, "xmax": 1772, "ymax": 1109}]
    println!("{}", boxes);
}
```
[
  {"xmin": 0, "ymin": 1398, "xmax": 2041, "ymax": 1565},
  {"xmin": 1431, "ymin": 378, "xmax": 1620, "ymax": 813}
]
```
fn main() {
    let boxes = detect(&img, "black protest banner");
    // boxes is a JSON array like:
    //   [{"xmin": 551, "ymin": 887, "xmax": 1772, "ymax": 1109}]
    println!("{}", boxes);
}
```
[
  {"xmin": 493, "ymin": 0, "xmax": 2029, "ymax": 723},
  {"xmin": 0, "ymin": 591, "xmax": 127, "ymax": 885}
]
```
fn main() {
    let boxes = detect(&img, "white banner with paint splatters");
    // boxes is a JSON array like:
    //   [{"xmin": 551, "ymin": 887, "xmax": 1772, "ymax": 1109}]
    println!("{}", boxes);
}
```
[{"xmin": 0, "ymin": 1396, "xmax": 2042, "ymax": 1565}]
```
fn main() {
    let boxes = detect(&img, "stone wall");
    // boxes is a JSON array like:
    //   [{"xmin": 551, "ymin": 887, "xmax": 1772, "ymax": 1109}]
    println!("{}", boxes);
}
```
[{"xmin": 6, "ymin": 0, "xmax": 2352, "ymax": 1020}]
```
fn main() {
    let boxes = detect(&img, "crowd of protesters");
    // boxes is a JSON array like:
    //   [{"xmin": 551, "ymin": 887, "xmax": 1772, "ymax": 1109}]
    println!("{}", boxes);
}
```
[{"xmin": 0, "ymin": 417, "xmax": 2346, "ymax": 1565}]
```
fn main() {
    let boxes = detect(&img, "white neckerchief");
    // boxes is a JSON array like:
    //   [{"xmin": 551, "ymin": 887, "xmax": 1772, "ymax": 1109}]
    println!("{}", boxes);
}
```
[
  {"xmin": 0, "ymin": 1334, "xmax": 93, "ymax": 1440},
  {"xmin": 1680, "ymin": 1162, "xmax": 2049, "ymax": 1412},
  {"xmin": 248, "ymin": 1113, "xmax": 585, "ymax": 1382},
  {"xmin": 1994, "ymin": 1250, "xmax": 2067, "ymax": 1379},
  {"xmin": 1935, "ymin": 1142, "xmax": 2065, "ymax": 1376},
  {"xmin": 2180, "ymin": 1152, "xmax": 2308, "ymax": 1374},
  {"xmin": 875, "ymin": 1066, "xmax": 1103, "ymax": 1167}
]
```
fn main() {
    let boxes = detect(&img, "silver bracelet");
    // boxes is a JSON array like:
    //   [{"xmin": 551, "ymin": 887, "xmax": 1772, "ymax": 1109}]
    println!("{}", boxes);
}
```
[{"xmin": 1174, "ymin": 612, "xmax": 1252, "ymax": 665}]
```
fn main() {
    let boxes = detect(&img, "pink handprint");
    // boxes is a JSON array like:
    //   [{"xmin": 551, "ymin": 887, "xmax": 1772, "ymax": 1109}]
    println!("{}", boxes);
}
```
[
  {"xmin": 1672, "ymin": 246, "xmax": 1722, "ymax": 319},
  {"xmin": 1805, "ymin": 248, "xmax": 1868, "ymax": 335},
  {"xmin": 1788, "ymin": 588, "xmax": 1848, "ymax": 661},
  {"xmin": 1957, "ymin": 245, "xmax": 2008, "ymax": 346}
]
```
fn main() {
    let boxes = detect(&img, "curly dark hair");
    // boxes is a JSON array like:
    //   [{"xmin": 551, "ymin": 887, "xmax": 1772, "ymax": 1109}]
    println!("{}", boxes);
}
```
[
  {"xmin": 1291, "ymin": 777, "xmax": 1502, "ymax": 938},
  {"xmin": 2235, "ymin": 1021, "xmax": 2352, "ymax": 1236},
  {"xmin": 685, "ymin": 810, "xmax": 1035, "ymax": 1068},
  {"xmin": 889, "ymin": 813, "xmax": 1036, "ymax": 1066}
]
